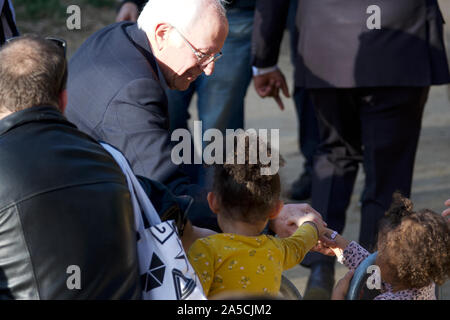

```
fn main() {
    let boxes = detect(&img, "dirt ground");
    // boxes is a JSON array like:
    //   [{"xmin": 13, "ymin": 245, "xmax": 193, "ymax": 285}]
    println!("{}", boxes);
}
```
[{"xmin": 15, "ymin": 0, "xmax": 450, "ymax": 299}]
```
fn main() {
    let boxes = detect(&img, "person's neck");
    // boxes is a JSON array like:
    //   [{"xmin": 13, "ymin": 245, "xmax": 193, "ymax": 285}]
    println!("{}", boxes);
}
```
[
  {"xmin": 146, "ymin": 35, "xmax": 172, "ymax": 89},
  {"xmin": 219, "ymin": 213, "xmax": 268, "ymax": 237}
]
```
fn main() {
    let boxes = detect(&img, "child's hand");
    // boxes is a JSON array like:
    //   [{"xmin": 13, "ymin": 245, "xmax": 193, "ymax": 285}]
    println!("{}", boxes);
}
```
[
  {"xmin": 443, "ymin": 199, "xmax": 450, "ymax": 219},
  {"xmin": 310, "ymin": 240, "xmax": 336, "ymax": 256},
  {"xmin": 318, "ymin": 228, "xmax": 351, "ymax": 258},
  {"xmin": 331, "ymin": 270, "xmax": 354, "ymax": 300}
]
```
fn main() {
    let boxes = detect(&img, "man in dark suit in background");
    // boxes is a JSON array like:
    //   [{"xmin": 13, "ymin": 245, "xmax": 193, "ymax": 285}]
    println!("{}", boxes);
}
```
[{"xmin": 252, "ymin": 0, "xmax": 450, "ymax": 299}]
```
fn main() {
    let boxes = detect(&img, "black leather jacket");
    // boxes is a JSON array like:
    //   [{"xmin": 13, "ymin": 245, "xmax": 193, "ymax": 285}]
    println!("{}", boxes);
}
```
[{"xmin": 0, "ymin": 106, "xmax": 141, "ymax": 299}]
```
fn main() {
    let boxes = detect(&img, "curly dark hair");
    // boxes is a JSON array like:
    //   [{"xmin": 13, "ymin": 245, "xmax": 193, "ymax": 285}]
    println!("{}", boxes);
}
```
[
  {"xmin": 377, "ymin": 193, "xmax": 450, "ymax": 289},
  {"xmin": 212, "ymin": 133, "xmax": 283, "ymax": 223}
]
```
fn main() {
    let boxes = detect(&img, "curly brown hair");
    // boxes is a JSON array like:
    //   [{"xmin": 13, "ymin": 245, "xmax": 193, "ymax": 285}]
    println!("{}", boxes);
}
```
[
  {"xmin": 212, "ymin": 133, "xmax": 283, "ymax": 223},
  {"xmin": 377, "ymin": 193, "xmax": 450, "ymax": 289}
]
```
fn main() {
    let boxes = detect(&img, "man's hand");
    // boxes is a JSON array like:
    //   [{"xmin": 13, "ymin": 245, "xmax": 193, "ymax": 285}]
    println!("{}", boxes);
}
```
[
  {"xmin": 300, "ymin": 212, "xmax": 327, "ymax": 237},
  {"xmin": 268, "ymin": 203, "xmax": 340, "ymax": 256},
  {"xmin": 331, "ymin": 270, "xmax": 354, "ymax": 300},
  {"xmin": 253, "ymin": 69, "xmax": 290, "ymax": 110},
  {"xmin": 443, "ymin": 199, "xmax": 450, "ymax": 219},
  {"xmin": 269, "ymin": 203, "xmax": 324, "ymax": 237},
  {"xmin": 116, "ymin": 2, "xmax": 139, "ymax": 22}
]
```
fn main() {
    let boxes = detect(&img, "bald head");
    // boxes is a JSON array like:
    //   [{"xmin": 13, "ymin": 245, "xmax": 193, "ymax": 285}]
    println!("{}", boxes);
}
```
[
  {"xmin": 0, "ymin": 35, "xmax": 66, "ymax": 115},
  {"xmin": 138, "ymin": 0, "xmax": 227, "ymax": 35}
]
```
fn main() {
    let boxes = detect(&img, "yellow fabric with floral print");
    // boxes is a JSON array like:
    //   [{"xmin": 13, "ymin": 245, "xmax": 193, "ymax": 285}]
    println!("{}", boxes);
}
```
[{"xmin": 187, "ymin": 223, "xmax": 318, "ymax": 298}]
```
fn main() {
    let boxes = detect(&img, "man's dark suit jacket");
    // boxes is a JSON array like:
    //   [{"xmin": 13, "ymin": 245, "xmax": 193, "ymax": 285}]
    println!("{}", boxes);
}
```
[
  {"xmin": 66, "ymin": 22, "xmax": 217, "ymax": 230},
  {"xmin": 252, "ymin": 0, "xmax": 450, "ymax": 88}
]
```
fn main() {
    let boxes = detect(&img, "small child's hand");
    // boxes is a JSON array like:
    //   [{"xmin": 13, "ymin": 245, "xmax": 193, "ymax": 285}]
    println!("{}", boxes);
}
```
[
  {"xmin": 331, "ymin": 270, "xmax": 354, "ymax": 300},
  {"xmin": 319, "ymin": 228, "xmax": 351, "ymax": 258},
  {"xmin": 310, "ymin": 240, "xmax": 336, "ymax": 256}
]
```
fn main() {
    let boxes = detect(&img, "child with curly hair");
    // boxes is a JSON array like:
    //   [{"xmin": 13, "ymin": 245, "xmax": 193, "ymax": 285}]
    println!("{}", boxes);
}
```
[
  {"xmin": 326, "ymin": 193, "xmax": 450, "ymax": 300},
  {"xmin": 187, "ymin": 134, "xmax": 327, "ymax": 298}
]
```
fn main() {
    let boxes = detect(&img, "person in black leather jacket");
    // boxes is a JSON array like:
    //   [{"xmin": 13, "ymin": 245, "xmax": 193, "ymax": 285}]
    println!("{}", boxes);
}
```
[{"xmin": 0, "ymin": 35, "xmax": 143, "ymax": 299}]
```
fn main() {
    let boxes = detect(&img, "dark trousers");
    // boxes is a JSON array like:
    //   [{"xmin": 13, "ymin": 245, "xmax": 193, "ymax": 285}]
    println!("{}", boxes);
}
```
[
  {"xmin": 293, "ymin": 87, "xmax": 320, "ymax": 175},
  {"xmin": 303, "ymin": 87, "xmax": 429, "ymax": 266},
  {"xmin": 288, "ymin": 0, "xmax": 320, "ymax": 176}
]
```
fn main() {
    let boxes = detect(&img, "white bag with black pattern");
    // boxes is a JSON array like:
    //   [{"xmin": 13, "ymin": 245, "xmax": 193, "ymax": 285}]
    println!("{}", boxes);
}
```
[{"xmin": 101, "ymin": 143, "xmax": 206, "ymax": 300}]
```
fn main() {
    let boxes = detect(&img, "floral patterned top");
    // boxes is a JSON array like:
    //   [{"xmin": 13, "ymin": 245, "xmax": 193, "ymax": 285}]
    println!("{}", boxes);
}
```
[
  {"xmin": 187, "ymin": 223, "xmax": 318, "ymax": 298},
  {"xmin": 339, "ymin": 241, "xmax": 436, "ymax": 300}
]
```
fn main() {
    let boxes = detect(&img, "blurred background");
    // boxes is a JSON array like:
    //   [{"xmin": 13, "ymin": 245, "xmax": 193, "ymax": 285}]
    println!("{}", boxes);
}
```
[{"xmin": 13, "ymin": 0, "xmax": 450, "ymax": 299}]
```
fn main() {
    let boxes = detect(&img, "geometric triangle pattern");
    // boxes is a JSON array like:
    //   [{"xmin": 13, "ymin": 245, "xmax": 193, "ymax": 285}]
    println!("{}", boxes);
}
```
[
  {"xmin": 172, "ymin": 268, "xmax": 196, "ymax": 300},
  {"xmin": 141, "ymin": 252, "xmax": 166, "ymax": 292},
  {"xmin": 150, "ymin": 252, "xmax": 164, "ymax": 270},
  {"xmin": 175, "ymin": 246, "xmax": 189, "ymax": 272}
]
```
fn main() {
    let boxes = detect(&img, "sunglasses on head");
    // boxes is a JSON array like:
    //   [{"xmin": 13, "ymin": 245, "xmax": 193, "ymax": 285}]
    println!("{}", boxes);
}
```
[
  {"xmin": 5, "ymin": 36, "xmax": 67, "ymax": 57},
  {"xmin": 45, "ymin": 36, "xmax": 67, "ymax": 57}
]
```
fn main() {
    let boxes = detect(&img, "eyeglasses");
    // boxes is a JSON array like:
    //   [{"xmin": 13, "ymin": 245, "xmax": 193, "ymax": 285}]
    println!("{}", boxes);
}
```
[
  {"xmin": 6, "ymin": 36, "xmax": 67, "ymax": 57},
  {"xmin": 170, "ymin": 25, "xmax": 222, "ymax": 69}
]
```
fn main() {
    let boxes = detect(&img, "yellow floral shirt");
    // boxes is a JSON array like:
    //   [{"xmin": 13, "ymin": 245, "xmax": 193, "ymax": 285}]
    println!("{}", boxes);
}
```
[{"xmin": 187, "ymin": 224, "xmax": 318, "ymax": 298}]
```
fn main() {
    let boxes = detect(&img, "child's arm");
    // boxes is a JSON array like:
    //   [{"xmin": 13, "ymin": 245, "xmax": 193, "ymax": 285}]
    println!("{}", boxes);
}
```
[
  {"xmin": 322, "ymin": 229, "xmax": 369, "ymax": 271},
  {"xmin": 275, "ymin": 222, "xmax": 320, "ymax": 270},
  {"xmin": 187, "ymin": 238, "xmax": 215, "ymax": 296}
]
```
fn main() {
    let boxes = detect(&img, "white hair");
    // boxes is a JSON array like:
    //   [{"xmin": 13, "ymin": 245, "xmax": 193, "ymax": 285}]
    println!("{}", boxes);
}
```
[{"xmin": 138, "ymin": 0, "xmax": 227, "ymax": 35}]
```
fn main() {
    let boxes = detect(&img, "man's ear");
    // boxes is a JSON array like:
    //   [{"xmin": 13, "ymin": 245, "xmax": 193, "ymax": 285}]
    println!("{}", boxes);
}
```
[
  {"xmin": 58, "ymin": 89, "xmax": 68, "ymax": 113},
  {"xmin": 207, "ymin": 192, "xmax": 220, "ymax": 215},
  {"xmin": 154, "ymin": 23, "xmax": 172, "ymax": 51},
  {"xmin": 269, "ymin": 200, "xmax": 284, "ymax": 220}
]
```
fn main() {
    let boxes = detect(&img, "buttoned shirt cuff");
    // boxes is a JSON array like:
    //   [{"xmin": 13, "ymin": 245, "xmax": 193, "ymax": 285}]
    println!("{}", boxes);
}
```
[{"xmin": 252, "ymin": 65, "xmax": 278, "ymax": 76}]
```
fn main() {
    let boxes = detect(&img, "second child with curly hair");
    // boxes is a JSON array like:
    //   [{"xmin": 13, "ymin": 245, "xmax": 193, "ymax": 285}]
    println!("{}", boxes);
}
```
[
  {"xmin": 327, "ymin": 193, "xmax": 450, "ymax": 300},
  {"xmin": 187, "ymin": 134, "xmax": 327, "ymax": 298}
]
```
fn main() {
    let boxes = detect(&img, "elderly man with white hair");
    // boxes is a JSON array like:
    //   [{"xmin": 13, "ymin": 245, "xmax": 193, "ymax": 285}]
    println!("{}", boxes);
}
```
[
  {"xmin": 65, "ymin": 0, "xmax": 328, "ymax": 249},
  {"xmin": 66, "ymin": 0, "xmax": 228, "ymax": 234}
]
